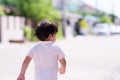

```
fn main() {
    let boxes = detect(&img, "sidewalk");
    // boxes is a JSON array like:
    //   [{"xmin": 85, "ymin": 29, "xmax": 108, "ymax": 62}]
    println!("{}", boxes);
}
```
[{"xmin": 1, "ymin": 36, "xmax": 120, "ymax": 80}]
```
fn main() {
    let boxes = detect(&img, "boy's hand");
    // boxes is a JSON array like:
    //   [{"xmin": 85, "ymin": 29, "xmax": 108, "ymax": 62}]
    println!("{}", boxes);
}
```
[
  {"xmin": 17, "ymin": 74, "xmax": 25, "ymax": 80},
  {"xmin": 58, "ymin": 66, "xmax": 65, "ymax": 74}
]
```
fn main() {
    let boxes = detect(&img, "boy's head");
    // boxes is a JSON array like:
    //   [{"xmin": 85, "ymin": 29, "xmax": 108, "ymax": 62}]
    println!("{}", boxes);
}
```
[{"xmin": 35, "ymin": 20, "xmax": 58, "ymax": 41}]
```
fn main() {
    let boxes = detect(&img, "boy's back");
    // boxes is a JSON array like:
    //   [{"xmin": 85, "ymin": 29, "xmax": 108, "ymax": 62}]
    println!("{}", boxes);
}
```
[
  {"xmin": 17, "ymin": 20, "xmax": 66, "ymax": 80},
  {"xmin": 28, "ymin": 41, "xmax": 65, "ymax": 80}
]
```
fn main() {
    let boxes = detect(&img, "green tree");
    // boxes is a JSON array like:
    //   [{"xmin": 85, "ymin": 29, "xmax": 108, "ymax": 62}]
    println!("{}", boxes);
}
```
[
  {"xmin": 0, "ymin": 0, "xmax": 60, "ymax": 25},
  {"xmin": 17, "ymin": 0, "xmax": 59, "ymax": 21},
  {"xmin": 98, "ymin": 15, "xmax": 113, "ymax": 24},
  {"xmin": 0, "ymin": 6, "xmax": 6, "ymax": 15}
]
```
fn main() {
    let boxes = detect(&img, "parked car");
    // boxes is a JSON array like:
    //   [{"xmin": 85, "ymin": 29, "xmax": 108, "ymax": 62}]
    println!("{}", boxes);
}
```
[
  {"xmin": 92, "ymin": 23, "xmax": 111, "ymax": 36},
  {"xmin": 110, "ymin": 25, "xmax": 120, "ymax": 35}
]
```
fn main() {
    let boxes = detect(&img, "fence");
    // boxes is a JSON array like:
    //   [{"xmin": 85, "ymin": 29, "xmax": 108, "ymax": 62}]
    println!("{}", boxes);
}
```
[{"xmin": 0, "ymin": 16, "xmax": 25, "ymax": 43}]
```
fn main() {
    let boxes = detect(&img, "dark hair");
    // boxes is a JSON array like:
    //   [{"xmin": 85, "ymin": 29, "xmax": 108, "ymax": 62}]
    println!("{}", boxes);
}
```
[{"xmin": 35, "ymin": 20, "xmax": 58, "ymax": 41}]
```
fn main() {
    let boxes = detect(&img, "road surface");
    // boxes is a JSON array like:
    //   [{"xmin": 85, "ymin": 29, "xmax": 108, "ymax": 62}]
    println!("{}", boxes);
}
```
[{"xmin": 0, "ymin": 36, "xmax": 120, "ymax": 80}]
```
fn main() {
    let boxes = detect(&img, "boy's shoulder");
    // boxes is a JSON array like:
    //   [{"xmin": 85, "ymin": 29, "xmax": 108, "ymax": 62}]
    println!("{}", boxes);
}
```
[
  {"xmin": 52, "ymin": 43, "xmax": 63, "ymax": 50},
  {"xmin": 30, "ymin": 42, "xmax": 40, "ymax": 49},
  {"xmin": 30, "ymin": 42, "xmax": 62, "ymax": 49}
]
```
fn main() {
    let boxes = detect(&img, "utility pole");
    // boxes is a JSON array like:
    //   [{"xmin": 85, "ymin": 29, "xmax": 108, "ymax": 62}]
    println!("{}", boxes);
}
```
[
  {"xmin": 95, "ymin": 0, "xmax": 99, "ymax": 17},
  {"xmin": 111, "ymin": 0, "xmax": 115, "ymax": 23},
  {"xmin": 61, "ymin": 0, "xmax": 65, "ymax": 37},
  {"xmin": 0, "ymin": 17, "xmax": 1, "ymax": 42}
]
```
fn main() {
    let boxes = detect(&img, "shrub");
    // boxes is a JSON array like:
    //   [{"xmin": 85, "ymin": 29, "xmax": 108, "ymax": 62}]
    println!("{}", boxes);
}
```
[
  {"xmin": 98, "ymin": 16, "xmax": 113, "ymax": 24},
  {"xmin": 24, "ymin": 25, "xmax": 63, "ymax": 41},
  {"xmin": 24, "ymin": 26, "xmax": 38, "ymax": 41},
  {"xmin": 0, "ymin": 6, "xmax": 6, "ymax": 16},
  {"xmin": 56, "ymin": 26, "xmax": 63, "ymax": 40}
]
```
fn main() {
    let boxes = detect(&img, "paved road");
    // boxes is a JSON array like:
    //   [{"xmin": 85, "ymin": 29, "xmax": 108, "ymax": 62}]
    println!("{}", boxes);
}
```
[{"xmin": 1, "ymin": 36, "xmax": 120, "ymax": 80}]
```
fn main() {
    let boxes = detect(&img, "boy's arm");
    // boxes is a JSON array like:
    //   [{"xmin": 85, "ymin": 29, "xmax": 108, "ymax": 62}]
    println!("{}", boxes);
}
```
[
  {"xmin": 17, "ymin": 56, "xmax": 32, "ymax": 80},
  {"xmin": 58, "ymin": 58, "xmax": 66, "ymax": 74}
]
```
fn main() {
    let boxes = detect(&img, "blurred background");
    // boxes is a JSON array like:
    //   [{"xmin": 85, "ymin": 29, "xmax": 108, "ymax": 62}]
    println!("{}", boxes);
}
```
[
  {"xmin": 0, "ymin": 0, "xmax": 120, "ymax": 42},
  {"xmin": 0, "ymin": 0, "xmax": 120, "ymax": 80}
]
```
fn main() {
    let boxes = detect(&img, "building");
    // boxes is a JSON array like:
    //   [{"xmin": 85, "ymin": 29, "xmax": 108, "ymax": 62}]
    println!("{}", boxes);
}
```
[{"xmin": 0, "ymin": 16, "xmax": 25, "ymax": 43}]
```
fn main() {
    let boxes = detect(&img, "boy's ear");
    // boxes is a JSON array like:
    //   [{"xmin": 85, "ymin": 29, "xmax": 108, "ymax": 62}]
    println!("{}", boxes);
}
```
[{"xmin": 48, "ymin": 34, "xmax": 52, "ymax": 39}]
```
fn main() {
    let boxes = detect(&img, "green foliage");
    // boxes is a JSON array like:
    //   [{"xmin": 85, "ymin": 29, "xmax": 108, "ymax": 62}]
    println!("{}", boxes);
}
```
[
  {"xmin": 24, "ymin": 26, "xmax": 38, "ymax": 41},
  {"xmin": 56, "ymin": 26, "xmax": 63, "ymax": 39},
  {"xmin": 0, "ymin": 0, "xmax": 17, "ymax": 8},
  {"xmin": 98, "ymin": 11, "xmax": 105, "ymax": 17},
  {"xmin": 0, "ymin": 5, "xmax": 6, "ymax": 15},
  {"xmin": 98, "ymin": 16, "xmax": 113, "ymax": 24},
  {"xmin": 0, "ymin": 0, "xmax": 60, "ymax": 23},
  {"xmin": 24, "ymin": 25, "xmax": 63, "ymax": 41},
  {"xmin": 15, "ymin": 0, "xmax": 60, "ymax": 23},
  {"xmin": 78, "ymin": 11, "xmax": 96, "ymax": 16}
]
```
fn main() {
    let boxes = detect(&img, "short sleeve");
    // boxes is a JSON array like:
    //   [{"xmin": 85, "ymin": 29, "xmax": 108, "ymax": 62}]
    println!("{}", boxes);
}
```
[
  {"xmin": 57, "ymin": 46, "xmax": 65, "ymax": 60},
  {"xmin": 27, "ymin": 48, "xmax": 34, "ymax": 58}
]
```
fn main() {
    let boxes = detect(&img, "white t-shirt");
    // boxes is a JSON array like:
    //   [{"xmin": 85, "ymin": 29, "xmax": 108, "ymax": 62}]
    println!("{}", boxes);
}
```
[{"xmin": 27, "ymin": 41, "xmax": 65, "ymax": 80}]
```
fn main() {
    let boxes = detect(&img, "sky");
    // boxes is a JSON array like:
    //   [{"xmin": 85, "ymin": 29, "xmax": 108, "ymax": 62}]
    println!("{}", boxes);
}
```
[
  {"xmin": 81, "ymin": 0, "xmax": 120, "ymax": 17},
  {"xmin": 52, "ymin": 0, "xmax": 120, "ymax": 17},
  {"xmin": 52, "ymin": 0, "xmax": 82, "ymax": 11}
]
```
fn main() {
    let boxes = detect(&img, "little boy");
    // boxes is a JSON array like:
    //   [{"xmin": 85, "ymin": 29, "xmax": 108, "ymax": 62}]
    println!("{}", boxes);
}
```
[{"xmin": 17, "ymin": 20, "xmax": 66, "ymax": 80}]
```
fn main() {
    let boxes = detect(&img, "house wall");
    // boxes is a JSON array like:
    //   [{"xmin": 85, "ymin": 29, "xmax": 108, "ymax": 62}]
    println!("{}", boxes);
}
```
[
  {"xmin": 0, "ymin": 16, "xmax": 25, "ymax": 43},
  {"xmin": 0, "ymin": 17, "xmax": 1, "ymax": 42}
]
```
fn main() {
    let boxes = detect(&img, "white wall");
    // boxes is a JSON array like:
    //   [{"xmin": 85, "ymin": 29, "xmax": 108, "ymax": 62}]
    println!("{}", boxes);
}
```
[{"xmin": 0, "ymin": 16, "xmax": 25, "ymax": 43}]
